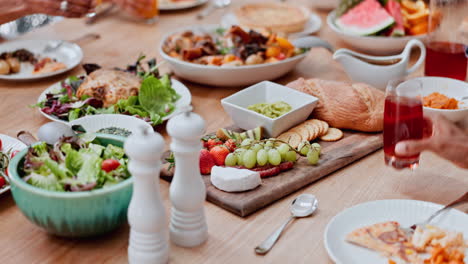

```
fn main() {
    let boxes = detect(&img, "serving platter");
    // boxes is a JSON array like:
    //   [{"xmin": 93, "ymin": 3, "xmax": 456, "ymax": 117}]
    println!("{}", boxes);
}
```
[
  {"xmin": 0, "ymin": 39, "xmax": 83, "ymax": 81},
  {"xmin": 221, "ymin": 12, "xmax": 323, "ymax": 38},
  {"xmin": 159, "ymin": 0, "xmax": 208, "ymax": 11},
  {"xmin": 161, "ymin": 127, "xmax": 383, "ymax": 217},
  {"xmin": 0, "ymin": 134, "xmax": 27, "ymax": 195},
  {"xmin": 37, "ymin": 78, "xmax": 192, "ymax": 124},
  {"xmin": 324, "ymin": 199, "xmax": 468, "ymax": 264}
]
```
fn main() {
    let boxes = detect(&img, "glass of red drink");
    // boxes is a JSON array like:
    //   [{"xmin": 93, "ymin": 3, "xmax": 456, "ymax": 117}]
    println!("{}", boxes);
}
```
[
  {"xmin": 424, "ymin": 0, "xmax": 468, "ymax": 81},
  {"xmin": 384, "ymin": 79, "xmax": 424, "ymax": 170}
]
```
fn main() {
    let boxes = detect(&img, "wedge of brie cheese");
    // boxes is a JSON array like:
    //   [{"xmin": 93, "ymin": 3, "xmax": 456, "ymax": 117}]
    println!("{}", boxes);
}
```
[{"xmin": 210, "ymin": 166, "xmax": 261, "ymax": 192}]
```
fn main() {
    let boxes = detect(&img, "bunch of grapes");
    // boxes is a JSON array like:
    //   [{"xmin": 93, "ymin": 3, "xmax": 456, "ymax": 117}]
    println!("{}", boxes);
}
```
[{"xmin": 224, "ymin": 138, "xmax": 321, "ymax": 168}]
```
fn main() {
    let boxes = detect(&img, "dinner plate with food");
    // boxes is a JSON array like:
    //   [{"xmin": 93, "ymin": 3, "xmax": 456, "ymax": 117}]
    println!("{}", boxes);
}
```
[
  {"xmin": 0, "ymin": 134, "xmax": 27, "ymax": 195},
  {"xmin": 221, "ymin": 3, "xmax": 322, "ymax": 38},
  {"xmin": 159, "ymin": 0, "xmax": 208, "ymax": 10},
  {"xmin": 0, "ymin": 39, "xmax": 82, "ymax": 80},
  {"xmin": 160, "ymin": 25, "xmax": 332, "ymax": 86},
  {"xmin": 324, "ymin": 199, "xmax": 468, "ymax": 264},
  {"xmin": 35, "ymin": 56, "xmax": 191, "ymax": 127},
  {"xmin": 328, "ymin": 0, "xmax": 429, "ymax": 54}
]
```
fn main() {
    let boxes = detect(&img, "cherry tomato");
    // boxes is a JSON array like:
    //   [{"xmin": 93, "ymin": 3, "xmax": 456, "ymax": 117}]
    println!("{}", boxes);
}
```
[
  {"xmin": 0, "ymin": 176, "xmax": 5, "ymax": 188},
  {"xmin": 101, "ymin": 159, "xmax": 120, "ymax": 173},
  {"xmin": 276, "ymin": 53, "xmax": 286, "ymax": 60},
  {"xmin": 10, "ymin": 150, "xmax": 19, "ymax": 159}
]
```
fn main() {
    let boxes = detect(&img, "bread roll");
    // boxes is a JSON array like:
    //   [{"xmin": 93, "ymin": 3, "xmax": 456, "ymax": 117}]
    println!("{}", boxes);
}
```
[{"xmin": 287, "ymin": 78, "xmax": 384, "ymax": 132}]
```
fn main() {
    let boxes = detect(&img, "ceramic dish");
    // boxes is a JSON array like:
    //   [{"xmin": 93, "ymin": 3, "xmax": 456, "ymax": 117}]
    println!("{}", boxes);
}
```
[
  {"xmin": 70, "ymin": 114, "xmax": 154, "ymax": 135},
  {"xmin": 327, "ymin": 11, "xmax": 427, "ymax": 55},
  {"xmin": 324, "ymin": 199, "xmax": 468, "ymax": 264},
  {"xmin": 221, "ymin": 81, "xmax": 318, "ymax": 137},
  {"xmin": 160, "ymin": 25, "xmax": 332, "ymax": 87},
  {"xmin": 220, "ymin": 11, "xmax": 322, "ymax": 39},
  {"xmin": 408, "ymin": 77, "xmax": 468, "ymax": 123},
  {"xmin": 0, "ymin": 134, "xmax": 27, "ymax": 195},
  {"xmin": 0, "ymin": 39, "xmax": 83, "ymax": 81},
  {"xmin": 159, "ymin": 0, "xmax": 208, "ymax": 10},
  {"xmin": 37, "ymin": 78, "xmax": 192, "ymax": 124},
  {"xmin": 8, "ymin": 134, "xmax": 132, "ymax": 237}
]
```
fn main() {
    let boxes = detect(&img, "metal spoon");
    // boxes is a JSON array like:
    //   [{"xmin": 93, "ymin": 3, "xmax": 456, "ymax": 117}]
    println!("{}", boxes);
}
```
[
  {"xmin": 255, "ymin": 194, "xmax": 319, "ymax": 255},
  {"xmin": 197, "ymin": 0, "xmax": 231, "ymax": 20}
]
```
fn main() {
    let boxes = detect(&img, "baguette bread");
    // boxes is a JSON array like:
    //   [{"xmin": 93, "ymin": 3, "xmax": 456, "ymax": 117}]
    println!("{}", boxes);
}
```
[{"xmin": 287, "ymin": 78, "xmax": 384, "ymax": 132}]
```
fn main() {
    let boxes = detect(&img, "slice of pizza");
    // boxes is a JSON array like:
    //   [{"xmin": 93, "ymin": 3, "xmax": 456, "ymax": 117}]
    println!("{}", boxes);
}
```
[{"xmin": 346, "ymin": 221, "xmax": 411, "ymax": 258}]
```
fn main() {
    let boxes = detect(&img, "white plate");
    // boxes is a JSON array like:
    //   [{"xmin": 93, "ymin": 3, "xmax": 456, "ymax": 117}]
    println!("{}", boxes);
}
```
[
  {"xmin": 221, "ymin": 12, "xmax": 322, "ymax": 38},
  {"xmin": 37, "ymin": 78, "xmax": 192, "ymax": 124},
  {"xmin": 0, "ymin": 39, "xmax": 83, "ymax": 81},
  {"xmin": 324, "ymin": 199, "xmax": 468, "ymax": 264},
  {"xmin": 327, "ymin": 11, "xmax": 427, "ymax": 55},
  {"xmin": 0, "ymin": 134, "xmax": 27, "ymax": 195},
  {"xmin": 159, "ymin": 0, "xmax": 208, "ymax": 10},
  {"xmin": 70, "ymin": 114, "xmax": 154, "ymax": 135},
  {"xmin": 160, "ymin": 25, "xmax": 335, "ymax": 87}
]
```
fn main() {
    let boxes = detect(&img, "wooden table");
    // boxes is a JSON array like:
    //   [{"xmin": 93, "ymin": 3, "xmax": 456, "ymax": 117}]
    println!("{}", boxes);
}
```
[{"xmin": 0, "ymin": 1, "xmax": 467, "ymax": 263}]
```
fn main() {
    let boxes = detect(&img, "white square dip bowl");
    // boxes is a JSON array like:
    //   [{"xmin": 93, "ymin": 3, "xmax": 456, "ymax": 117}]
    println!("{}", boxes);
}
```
[{"xmin": 221, "ymin": 81, "xmax": 318, "ymax": 137}]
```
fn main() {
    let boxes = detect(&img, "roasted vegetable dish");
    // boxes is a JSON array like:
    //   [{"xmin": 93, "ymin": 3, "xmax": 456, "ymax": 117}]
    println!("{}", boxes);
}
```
[{"xmin": 162, "ymin": 25, "xmax": 308, "ymax": 66}]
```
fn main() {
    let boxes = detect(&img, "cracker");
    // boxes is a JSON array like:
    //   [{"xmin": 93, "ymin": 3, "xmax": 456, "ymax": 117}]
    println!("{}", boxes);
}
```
[
  {"xmin": 287, "ymin": 132, "xmax": 302, "ymax": 148},
  {"xmin": 320, "ymin": 121, "xmax": 329, "ymax": 136},
  {"xmin": 277, "ymin": 132, "xmax": 295, "ymax": 143},
  {"xmin": 320, "ymin": 127, "xmax": 344, "ymax": 142},
  {"xmin": 290, "ymin": 125, "xmax": 309, "ymax": 141},
  {"xmin": 304, "ymin": 123, "xmax": 319, "ymax": 141}
]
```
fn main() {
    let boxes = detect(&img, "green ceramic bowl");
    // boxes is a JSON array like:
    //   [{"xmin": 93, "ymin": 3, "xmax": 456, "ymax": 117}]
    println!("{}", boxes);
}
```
[{"xmin": 8, "ymin": 134, "xmax": 133, "ymax": 238}]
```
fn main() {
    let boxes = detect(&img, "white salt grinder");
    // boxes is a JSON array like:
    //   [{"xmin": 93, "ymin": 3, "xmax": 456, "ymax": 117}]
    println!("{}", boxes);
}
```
[
  {"xmin": 167, "ymin": 111, "xmax": 208, "ymax": 247},
  {"xmin": 125, "ymin": 128, "xmax": 169, "ymax": 264}
]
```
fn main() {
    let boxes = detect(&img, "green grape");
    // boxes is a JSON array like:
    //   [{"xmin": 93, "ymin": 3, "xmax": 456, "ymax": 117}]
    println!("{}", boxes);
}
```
[
  {"xmin": 311, "ymin": 142, "xmax": 321, "ymax": 155},
  {"xmin": 235, "ymin": 149, "xmax": 246, "ymax": 166},
  {"xmin": 277, "ymin": 143, "xmax": 290, "ymax": 156},
  {"xmin": 307, "ymin": 149, "xmax": 320, "ymax": 165},
  {"xmin": 264, "ymin": 140, "xmax": 274, "ymax": 148},
  {"xmin": 285, "ymin": 151, "xmax": 297, "ymax": 162},
  {"xmin": 252, "ymin": 143, "xmax": 263, "ymax": 153},
  {"xmin": 225, "ymin": 153, "xmax": 237, "ymax": 167},
  {"xmin": 243, "ymin": 150, "xmax": 257, "ymax": 169},
  {"xmin": 241, "ymin": 139, "xmax": 253, "ymax": 147},
  {"xmin": 256, "ymin": 149, "xmax": 268, "ymax": 166},
  {"xmin": 300, "ymin": 145, "xmax": 310, "ymax": 156},
  {"xmin": 268, "ymin": 149, "xmax": 281, "ymax": 166}
]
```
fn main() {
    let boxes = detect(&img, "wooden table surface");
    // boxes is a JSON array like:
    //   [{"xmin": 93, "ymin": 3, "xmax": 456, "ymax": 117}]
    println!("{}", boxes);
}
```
[{"xmin": 0, "ymin": 1, "xmax": 467, "ymax": 263}]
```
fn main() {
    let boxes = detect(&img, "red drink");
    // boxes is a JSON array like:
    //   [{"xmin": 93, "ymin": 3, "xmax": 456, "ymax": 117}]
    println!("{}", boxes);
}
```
[
  {"xmin": 425, "ymin": 42, "xmax": 468, "ymax": 81},
  {"xmin": 384, "ymin": 96, "xmax": 424, "ymax": 169}
]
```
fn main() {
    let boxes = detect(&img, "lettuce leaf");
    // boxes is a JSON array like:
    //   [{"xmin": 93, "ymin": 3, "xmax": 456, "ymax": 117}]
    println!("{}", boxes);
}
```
[{"xmin": 139, "ymin": 75, "xmax": 179, "ymax": 120}]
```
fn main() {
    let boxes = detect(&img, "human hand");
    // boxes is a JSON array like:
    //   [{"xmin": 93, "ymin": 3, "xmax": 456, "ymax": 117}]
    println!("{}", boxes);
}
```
[
  {"xmin": 395, "ymin": 114, "xmax": 468, "ymax": 169},
  {"xmin": 111, "ymin": 0, "xmax": 156, "ymax": 18},
  {"xmin": 23, "ymin": 0, "xmax": 95, "ymax": 18}
]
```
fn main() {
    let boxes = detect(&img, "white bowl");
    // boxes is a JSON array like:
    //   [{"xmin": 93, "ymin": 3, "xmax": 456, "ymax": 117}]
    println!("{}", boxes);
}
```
[
  {"xmin": 327, "ymin": 11, "xmax": 427, "ymax": 55},
  {"xmin": 159, "ymin": 25, "xmax": 310, "ymax": 87},
  {"xmin": 221, "ymin": 81, "xmax": 318, "ymax": 137},
  {"xmin": 69, "ymin": 114, "xmax": 153, "ymax": 135},
  {"xmin": 410, "ymin": 77, "xmax": 468, "ymax": 123}
]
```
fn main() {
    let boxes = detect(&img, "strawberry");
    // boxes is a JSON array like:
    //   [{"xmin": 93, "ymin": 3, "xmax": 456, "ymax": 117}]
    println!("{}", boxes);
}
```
[
  {"xmin": 224, "ymin": 139, "xmax": 238, "ymax": 152},
  {"xmin": 206, "ymin": 138, "xmax": 223, "ymax": 150},
  {"xmin": 199, "ymin": 149, "xmax": 216, "ymax": 175},
  {"xmin": 209, "ymin": 145, "xmax": 230, "ymax": 166}
]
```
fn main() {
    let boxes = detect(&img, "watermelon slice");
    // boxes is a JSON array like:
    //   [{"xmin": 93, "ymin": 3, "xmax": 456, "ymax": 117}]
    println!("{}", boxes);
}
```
[
  {"xmin": 385, "ymin": 0, "xmax": 405, "ymax": 36},
  {"xmin": 336, "ymin": 0, "xmax": 395, "ymax": 36}
]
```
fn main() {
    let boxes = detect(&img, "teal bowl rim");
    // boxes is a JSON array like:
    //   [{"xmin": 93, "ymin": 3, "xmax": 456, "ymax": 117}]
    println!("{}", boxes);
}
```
[{"xmin": 8, "ymin": 133, "xmax": 133, "ymax": 199}]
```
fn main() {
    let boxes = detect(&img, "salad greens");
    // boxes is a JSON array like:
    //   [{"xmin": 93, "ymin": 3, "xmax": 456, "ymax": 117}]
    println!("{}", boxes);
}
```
[
  {"xmin": 22, "ymin": 136, "xmax": 130, "ymax": 192},
  {"xmin": 35, "ymin": 56, "xmax": 180, "ymax": 127}
]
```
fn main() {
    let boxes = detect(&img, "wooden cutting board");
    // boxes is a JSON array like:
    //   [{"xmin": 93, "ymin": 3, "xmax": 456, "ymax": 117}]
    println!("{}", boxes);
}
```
[{"xmin": 161, "ymin": 129, "xmax": 383, "ymax": 217}]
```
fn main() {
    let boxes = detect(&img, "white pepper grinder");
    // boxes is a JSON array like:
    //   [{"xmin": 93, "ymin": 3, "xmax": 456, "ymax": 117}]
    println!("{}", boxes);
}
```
[
  {"xmin": 167, "ymin": 110, "xmax": 208, "ymax": 247},
  {"xmin": 125, "ymin": 128, "xmax": 169, "ymax": 264}
]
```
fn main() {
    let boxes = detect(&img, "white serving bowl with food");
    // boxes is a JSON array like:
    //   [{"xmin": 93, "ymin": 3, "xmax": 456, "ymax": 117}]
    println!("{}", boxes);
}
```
[
  {"xmin": 160, "ymin": 25, "xmax": 332, "ymax": 87},
  {"xmin": 327, "ymin": 11, "xmax": 426, "ymax": 55},
  {"xmin": 410, "ymin": 77, "xmax": 468, "ymax": 123},
  {"xmin": 70, "ymin": 114, "xmax": 154, "ymax": 136},
  {"xmin": 0, "ymin": 39, "xmax": 82, "ymax": 81},
  {"xmin": 221, "ymin": 81, "xmax": 318, "ymax": 137},
  {"xmin": 159, "ymin": 0, "xmax": 208, "ymax": 10}
]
